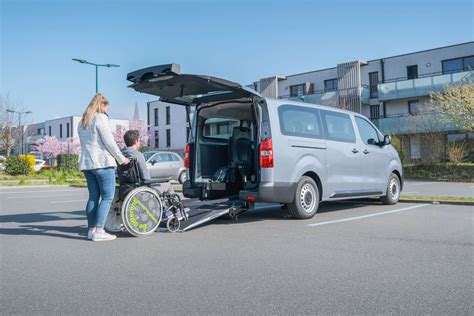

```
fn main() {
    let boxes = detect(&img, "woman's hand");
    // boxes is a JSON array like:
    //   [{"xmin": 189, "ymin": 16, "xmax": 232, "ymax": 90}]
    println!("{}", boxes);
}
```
[{"xmin": 122, "ymin": 158, "xmax": 131, "ymax": 165}]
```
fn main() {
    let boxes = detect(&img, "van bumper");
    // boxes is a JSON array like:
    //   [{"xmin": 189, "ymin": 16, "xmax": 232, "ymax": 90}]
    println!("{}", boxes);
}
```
[{"xmin": 240, "ymin": 181, "xmax": 296, "ymax": 203}]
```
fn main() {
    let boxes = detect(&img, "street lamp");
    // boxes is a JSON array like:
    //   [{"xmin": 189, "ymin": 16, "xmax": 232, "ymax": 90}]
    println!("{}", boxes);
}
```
[
  {"xmin": 7, "ymin": 109, "xmax": 32, "ymax": 155},
  {"xmin": 72, "ymin": 58, "xmax": 120, "ymax": 93}
]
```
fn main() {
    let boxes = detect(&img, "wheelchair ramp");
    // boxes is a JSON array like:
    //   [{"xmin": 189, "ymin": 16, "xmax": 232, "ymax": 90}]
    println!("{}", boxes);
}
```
[{"xmin": 180, "ymin": 201, "xmax": 237, "ymax": 232}]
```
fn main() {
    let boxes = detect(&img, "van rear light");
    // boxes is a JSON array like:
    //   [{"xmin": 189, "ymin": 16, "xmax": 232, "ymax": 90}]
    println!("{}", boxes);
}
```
[
  {"xmin": 260, "ymin": 138, "xmax": 273, "ymax": 168},
  {"xmin": 184, "ymin": 143, "xmax": 190, "ymax": 168}
]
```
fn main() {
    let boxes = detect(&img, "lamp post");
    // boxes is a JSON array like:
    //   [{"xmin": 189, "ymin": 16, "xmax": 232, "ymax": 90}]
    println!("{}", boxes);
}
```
[
  {"xmin": 7, "ymin": 109, "xmax": 32, "ymax": 155},
  {"xmin": 72, "ymin": 58, "xmax": 120, "ymax": 93}
]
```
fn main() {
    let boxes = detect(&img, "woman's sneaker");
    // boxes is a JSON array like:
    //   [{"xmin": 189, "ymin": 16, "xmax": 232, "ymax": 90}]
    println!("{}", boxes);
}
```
[
  {"xmin": 87, "ymin": 230, "xmax": 94, "ymax": 240},
  {"xmin": 92, "ymin": 231, "xmax": 116, "ymax": 242}
]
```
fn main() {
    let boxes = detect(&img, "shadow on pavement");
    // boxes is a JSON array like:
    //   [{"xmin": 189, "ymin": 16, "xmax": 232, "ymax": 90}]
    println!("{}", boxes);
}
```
[{"xmin": 0, "ymin": 210, "xmax": 87, "ymax": 240}]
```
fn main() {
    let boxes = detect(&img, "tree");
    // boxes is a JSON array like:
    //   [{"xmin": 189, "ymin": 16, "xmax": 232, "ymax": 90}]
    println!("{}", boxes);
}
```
[
  {"xmin": 113, "ymin": 123, "xmax": 150, "ymax": 149},
  {"xmin": 34, "ymin": 136, "xmax": 62, "ymax": 160},
  {"xmin": 430, "ymin": 81, "xmax": 474, "ymax": 133},
  {"xmin": 0, "ymin": 94, "xmax": 27, "ymax": 156}
]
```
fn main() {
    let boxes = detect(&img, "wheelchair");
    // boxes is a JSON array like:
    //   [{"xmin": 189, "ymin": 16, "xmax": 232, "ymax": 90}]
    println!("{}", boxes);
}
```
[{"xmin": 104, "ymin": 158, "xmax": 188, "ymax": 236}]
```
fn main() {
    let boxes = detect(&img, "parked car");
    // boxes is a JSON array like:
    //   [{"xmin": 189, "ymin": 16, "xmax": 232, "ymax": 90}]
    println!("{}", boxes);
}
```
[
  {"xmin": 128, "ymin": 64, "xmax": 403, "ymax": 219},
  {"xmin": 143, "ymin": 151, "xmax": 187, "ymax": 183},
  {"xmin": 33, "ymin": 159, "xmax": 46, "ymax": 172},
  {"xmin": 0, "ymin": 155, "xmax": 5, "ymax": 171}
]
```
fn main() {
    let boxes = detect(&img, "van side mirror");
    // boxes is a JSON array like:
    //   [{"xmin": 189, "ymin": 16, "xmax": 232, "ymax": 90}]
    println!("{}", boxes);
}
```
[{"xmin": 383, "ymin": 135, "xmax": 391, "ymax": 146}]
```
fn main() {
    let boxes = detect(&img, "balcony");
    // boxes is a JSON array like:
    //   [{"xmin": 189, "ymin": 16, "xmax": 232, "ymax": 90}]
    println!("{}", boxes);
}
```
[
  {"xmin": 378, "ymin": 70, "xmax": 473, "ymax": 101},
  {"xmin": 281, "ymin": 86, "xmax": 370, "ymax": 107},
  {"xmin": 373, "ymin": 112, "xmax": 461, "ymax": 135}
]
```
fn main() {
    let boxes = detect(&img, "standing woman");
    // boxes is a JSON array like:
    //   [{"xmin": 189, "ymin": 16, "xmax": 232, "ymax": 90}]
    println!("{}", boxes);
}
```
[{"xmin": 78, "ymin": 93, "xmax": 130, "ymax": 241}]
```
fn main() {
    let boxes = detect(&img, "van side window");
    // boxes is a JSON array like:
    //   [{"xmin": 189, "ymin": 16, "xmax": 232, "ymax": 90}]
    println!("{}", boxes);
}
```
[
  {"xmin": 320, "ymin": 110, "xmax": 356, "ymax": 143},
  {"xmin": 202, "ymin": 118, "xmax": 240, "ymax": 139},
  {"xmin": 355, "ymin": 117, "xmax": 381, "ymax": 145},
  {"xmin": 278, "ymin": 105, "xmax": 323, "ymax": 139}
]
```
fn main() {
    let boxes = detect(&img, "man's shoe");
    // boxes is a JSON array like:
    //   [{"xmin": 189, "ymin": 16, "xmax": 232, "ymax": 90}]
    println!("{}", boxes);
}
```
[{"xmin": 92, "ymin": 231, "xmax": 117, "ymax": 242}]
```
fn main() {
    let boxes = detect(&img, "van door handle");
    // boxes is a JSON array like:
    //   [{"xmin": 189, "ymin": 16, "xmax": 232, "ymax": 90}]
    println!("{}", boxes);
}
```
[
  {"xmin": 363, "ymin": 149, "xmax": 370, "ymax": 155},
  {"xmin": 351, "ymin": 148, "xmax": 359, "ymax": 154}
]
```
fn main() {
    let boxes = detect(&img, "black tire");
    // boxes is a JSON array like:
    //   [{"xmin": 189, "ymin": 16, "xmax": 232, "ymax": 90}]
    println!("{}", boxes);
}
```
[
  {"xmin": 286, "ymin": 176, "xmax": 319, "ymax": 219},
  {"xmin": 381, "ymin": 173, "xmax": 400, "ymax": 205},
  {"xmin": 178, "ymin": 171, "xmax": 186, "ymax": 184}
]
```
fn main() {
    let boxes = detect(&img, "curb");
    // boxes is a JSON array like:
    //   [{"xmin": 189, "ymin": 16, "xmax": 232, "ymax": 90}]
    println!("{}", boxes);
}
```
[
  {"xmin": 0, "ymin": 184, "xmax": 71, "ymax": 189},
  {"xmin": 399, "ymin": 199, "xmax": 474, "ymax": 206}
]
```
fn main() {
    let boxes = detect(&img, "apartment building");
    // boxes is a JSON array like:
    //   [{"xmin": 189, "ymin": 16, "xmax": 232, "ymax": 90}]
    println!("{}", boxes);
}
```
[
  {"xmin": 250, "ymin": 42, "xmax": 473, "ymax": 161},
  {"xmin": 147, "ymin": 100, "xmax": 189, "ymax": 155}
]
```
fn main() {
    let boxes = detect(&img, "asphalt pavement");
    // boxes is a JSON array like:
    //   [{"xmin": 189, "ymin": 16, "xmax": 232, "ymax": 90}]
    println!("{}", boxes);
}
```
[{"xmin": 0, "ymin": 186, "xmax": 472, "ymax": 315}]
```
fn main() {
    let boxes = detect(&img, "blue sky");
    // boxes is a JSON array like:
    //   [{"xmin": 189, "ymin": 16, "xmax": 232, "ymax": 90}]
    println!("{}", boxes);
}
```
[{"xmin": 1, "ymin": 0, "xmax": 473, "ymax": 123}]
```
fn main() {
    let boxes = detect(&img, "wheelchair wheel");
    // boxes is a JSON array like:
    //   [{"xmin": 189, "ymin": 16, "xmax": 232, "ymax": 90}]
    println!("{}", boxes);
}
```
[
  {"xmin": 121, "ymin": 187, "xmax": 163, "ymax": 237},
  {"xmin": 166, "ymin": 217, "xmax": 181, "ymax": 232},
  {"xmin": 105, "ymin": 189, "xmax": 123, "ymax": 233}
]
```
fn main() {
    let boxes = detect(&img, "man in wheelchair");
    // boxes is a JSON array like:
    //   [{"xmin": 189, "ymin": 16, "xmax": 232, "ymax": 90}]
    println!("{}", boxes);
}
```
[{"xmin": 104, "ymin": 130, "xmax": 186, "ymax": 236}]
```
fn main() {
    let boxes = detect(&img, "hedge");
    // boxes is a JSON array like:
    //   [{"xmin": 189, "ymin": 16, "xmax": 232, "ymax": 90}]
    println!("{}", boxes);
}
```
[
  {"xmin": 57, "ymin": 154, "xmax": 79, "ymax": 171},
  {"xmin": 4, "ymin": 156, "xmax": 30, "ymax": 176},
  {"xmin": 403, "ymin": 163, "xmax": 474, "ymax": 182}
]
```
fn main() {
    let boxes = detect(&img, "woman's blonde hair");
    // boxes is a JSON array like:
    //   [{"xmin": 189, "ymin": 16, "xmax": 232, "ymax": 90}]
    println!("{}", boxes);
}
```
[{"xmin": 81, "ymin": 93, "xmax": 109, "ymax": 129}]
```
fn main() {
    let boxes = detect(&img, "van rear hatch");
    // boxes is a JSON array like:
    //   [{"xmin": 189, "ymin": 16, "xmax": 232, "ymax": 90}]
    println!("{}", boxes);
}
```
[{"xmin": 127, "ymin": 63, "xmax": 260, "ymax": 105}]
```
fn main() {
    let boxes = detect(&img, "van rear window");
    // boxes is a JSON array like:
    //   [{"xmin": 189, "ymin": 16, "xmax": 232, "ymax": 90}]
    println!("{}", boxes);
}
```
[{"xmin": 278, "ymin": 105, "xmax": 323, "ymax": 139}]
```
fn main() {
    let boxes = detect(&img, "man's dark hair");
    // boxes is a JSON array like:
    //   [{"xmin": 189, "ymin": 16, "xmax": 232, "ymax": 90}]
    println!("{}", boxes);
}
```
[{"xmin": 124, "ymin": 130, "xmax": 140, "ymax": 147}]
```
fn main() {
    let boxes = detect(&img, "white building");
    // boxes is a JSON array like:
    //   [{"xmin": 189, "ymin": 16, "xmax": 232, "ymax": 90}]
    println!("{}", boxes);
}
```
[
  {"xmin": 24, "ymin": 104, "xmax": 144, "ymax": 154},
  {"xmin": 146, "ymin": 100, "xmax": 189, "ymax": 155}
]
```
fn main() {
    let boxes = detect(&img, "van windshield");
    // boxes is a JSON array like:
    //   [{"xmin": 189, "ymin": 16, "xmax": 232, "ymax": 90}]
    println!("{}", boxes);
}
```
[{"xmin": 202, "ymin": 118, "xmax": 240, "ymax": 139}]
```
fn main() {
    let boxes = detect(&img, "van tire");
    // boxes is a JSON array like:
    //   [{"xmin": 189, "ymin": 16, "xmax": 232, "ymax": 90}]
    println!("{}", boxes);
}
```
[
  {"xmin": 287, "ymin": 176, "xmax": 319, "ymax": 219},
  {"xmin": 381, "ymin": 173, "xmax": 400, "ymax": 205},
  {"xmin": 178, "ymin": 171, "xmax": 186, "ymax": 184}
]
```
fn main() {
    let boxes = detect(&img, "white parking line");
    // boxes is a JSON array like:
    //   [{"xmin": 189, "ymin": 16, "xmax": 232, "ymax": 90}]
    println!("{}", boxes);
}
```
[
  {"xmin": 308, "ymin": 204, "xmax": 429, "ymax": 227},
  {"xmin": 50, "ymin": 199, "xmax": 88, "ymax": 204}
]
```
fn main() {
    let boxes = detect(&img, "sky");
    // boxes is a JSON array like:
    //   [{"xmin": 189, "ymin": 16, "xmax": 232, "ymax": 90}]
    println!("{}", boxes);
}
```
[{"xmin": 1, "ymin": 0, "xmax": 473, "ymax": 123}]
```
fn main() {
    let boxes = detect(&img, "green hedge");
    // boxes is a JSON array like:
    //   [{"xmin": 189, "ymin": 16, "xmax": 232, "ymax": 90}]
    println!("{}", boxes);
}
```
[
  {"xmin": 57, "ymin": 154, "xmax": 79, "ymax": 171},
  {"xmin": 404, "ymin": 163, "xmax": 474, "ymax": 182},
  {"xmin": 4, "ymin": 156, "xmax": 30, "ymax": 176}
]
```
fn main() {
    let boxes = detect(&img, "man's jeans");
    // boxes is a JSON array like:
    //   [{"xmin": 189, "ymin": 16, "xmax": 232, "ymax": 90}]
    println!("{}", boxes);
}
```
[{"xmin": 83, "ymin": 167, "xmax": 116, "ymax": 228}]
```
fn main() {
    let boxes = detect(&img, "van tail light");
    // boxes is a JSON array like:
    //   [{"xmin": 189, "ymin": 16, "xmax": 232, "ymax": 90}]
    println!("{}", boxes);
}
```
[
  {"xmin": 260, "ymin": 138, "xmax": 274, "ymax": 168},
  {"xmin": 184, "ymin": 143, "xmax": 190, "ymax": 168}
]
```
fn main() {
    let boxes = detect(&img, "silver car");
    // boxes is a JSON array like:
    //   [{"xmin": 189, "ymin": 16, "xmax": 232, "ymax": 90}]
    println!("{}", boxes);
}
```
[
  {"xmin": 143, "ymin": 151, "xmax": 187, "ymax": 183},
  {"xmin": 129, "ymin": 64, "xmax": 403, "ymax": 219}
]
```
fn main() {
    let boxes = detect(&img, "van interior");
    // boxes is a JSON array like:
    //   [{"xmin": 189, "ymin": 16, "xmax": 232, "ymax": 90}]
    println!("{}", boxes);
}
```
[{"xmin": 193, "ymin": 102, "xmax": 259, "ymax": 199}]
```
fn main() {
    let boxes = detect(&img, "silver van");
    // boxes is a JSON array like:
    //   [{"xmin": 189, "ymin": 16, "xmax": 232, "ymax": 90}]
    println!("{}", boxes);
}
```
[{"xmin": 128, "ymin": 64, "xmax": 403, "ymax": 219}]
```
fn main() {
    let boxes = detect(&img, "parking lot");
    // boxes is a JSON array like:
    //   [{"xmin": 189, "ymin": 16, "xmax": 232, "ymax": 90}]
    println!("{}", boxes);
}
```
[{"xmin": 0, "ymin": 186, "xmax": 472, "ymax": 314}]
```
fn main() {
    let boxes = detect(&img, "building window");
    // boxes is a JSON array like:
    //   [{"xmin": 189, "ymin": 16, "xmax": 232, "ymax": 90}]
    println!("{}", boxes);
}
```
[
  {"xmin": 66, "ymin": 123, "xmax": 70, "ymax": 138},
  {"xmin": 408, "ymin": 100, "xmax": 419, "ymax": 115},
  {"xmin": 370, "ymin": 105, "xmax": 380, "ymax": 120},
  {"xmin": 410, "ymin": 136, "xmax": 421, "ymax": 160},
  {"xmin": 442, "ymin": 55, "xmax": 474, "ymax": 74},
  {"xmin": 154, "ymin": 131, "xmax": 159, "ymax": 149},
  {"xmin": 154, "ymin": 108, "xmax": 158, "ymax": 126},
  {"xmin": 166, "ymin": 129, "xmax": 171, "ymax": 147},
  {"xmin": 289, "ymin": 84, "xmax": 305, "ymax": 97},
  {"xmin": 369, "ymin": 72, "xmax": 378, "ymax": 98},
  {"xmin": 48, "ymin": 126, "xmax": 51, "ymax": 136},
  {"xmin": 407, "ymin": 65, "xmax": 418, "ymax": 79},
  {"xmin": 59, "ymin": 124, "xmax": 63, "ymax": 138},
  {"xmin": 324, "ymin": 79, "xmax": 338, "ymax": 92},
  {"xmin": 166, "ymin": 106, "xmax": 170, "ymax": 125}
]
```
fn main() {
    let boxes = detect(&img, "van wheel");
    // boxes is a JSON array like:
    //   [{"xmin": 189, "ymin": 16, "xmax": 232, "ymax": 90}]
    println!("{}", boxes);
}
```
[
  {"xmin": 178, "ymin": 171, "xmax": 186, "ymax": 184},
  {"xmin": 381, "ymin": 173, "xmax": 400, "ymax": 205},
  {"xmin": 287, "ymin": 176, "xmax": 319, "ymax": 219}
]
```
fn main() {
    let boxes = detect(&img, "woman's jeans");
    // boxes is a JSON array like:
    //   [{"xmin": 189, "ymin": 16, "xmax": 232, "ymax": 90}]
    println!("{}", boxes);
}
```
[{"xmin": 83, "ymin": 167, "xmax": 116, "ymax": 229}]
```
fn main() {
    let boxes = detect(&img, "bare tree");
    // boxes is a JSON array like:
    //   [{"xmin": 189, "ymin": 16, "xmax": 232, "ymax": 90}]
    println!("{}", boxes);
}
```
[{"xmin": 0, "ymin": 94, "xmax": 32, "ymax": 156}]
